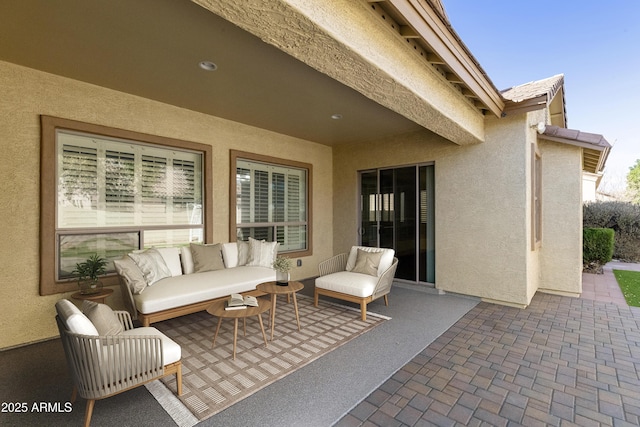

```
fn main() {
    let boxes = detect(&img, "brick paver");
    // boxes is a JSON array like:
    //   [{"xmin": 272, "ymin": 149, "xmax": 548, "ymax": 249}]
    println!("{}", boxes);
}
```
[{"xmin": 336, "ymin": 268, "xmax": 640, "ymax": 426}]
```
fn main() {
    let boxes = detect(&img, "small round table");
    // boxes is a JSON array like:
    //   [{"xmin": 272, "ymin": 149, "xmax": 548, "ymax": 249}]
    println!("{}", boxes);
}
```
[
  {"xmin": 71, "ymin": 287, "xmax": 114, "ymax": 304},
  {"xmin": 256, "ymin": 281, "xmax": 304, "ymax": 340},
  {"xmin": 206, "ymin": 298, "xmax": 270, "ymax": 360}
]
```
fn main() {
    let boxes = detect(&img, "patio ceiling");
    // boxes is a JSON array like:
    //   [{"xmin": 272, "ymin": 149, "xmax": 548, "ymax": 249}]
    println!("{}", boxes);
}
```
[{"xmin": 0, "ymin": 0, "xmax": 432, "ymax": 146}]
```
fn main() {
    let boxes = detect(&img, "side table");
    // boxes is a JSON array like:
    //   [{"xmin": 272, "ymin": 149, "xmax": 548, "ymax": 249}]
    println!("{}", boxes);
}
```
[
  {"xmin": 71, "ymin": 287, "xmax": 114, "ymax": 305},
  {"xmin": 256, "ymin": 281, "xmax": 304, "ymax": 340},
  {"xmin": 206, "ymin": 298, "xmax": 270, "ymax": 360}
]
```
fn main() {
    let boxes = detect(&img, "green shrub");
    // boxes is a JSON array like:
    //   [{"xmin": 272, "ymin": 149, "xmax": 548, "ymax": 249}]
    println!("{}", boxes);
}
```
[
  {"xmin": 583, "ymin": 201, "xmax": 640, "ymax": 262},
  {"xmin": 583, "ymin": 228, "xmax": 614, "ymax": 272}
]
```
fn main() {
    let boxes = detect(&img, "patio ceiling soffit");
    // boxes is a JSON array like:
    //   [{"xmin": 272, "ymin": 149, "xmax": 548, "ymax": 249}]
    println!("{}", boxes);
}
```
[
  {"xmin": 538, "ymin": 125, "xmax": 611, "ymax": 174},
  {"xmin": 193, "ymin": 0, "xmax": 503, "ymax": 146}
]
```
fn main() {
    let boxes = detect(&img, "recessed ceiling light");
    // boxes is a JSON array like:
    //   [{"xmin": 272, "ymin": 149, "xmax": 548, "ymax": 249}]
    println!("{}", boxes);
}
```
[
  {"xmin": 331, "ymin": 114, "xmax": 343, "ymax": 120},
  {"xmin": 199, "ymin": 61, "xmax": 217, "ymax": 71}
]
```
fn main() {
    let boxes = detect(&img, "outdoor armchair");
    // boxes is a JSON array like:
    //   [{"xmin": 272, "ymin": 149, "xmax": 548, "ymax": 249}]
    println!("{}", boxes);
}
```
[
  {"xmin": 314, "ymin": 246, "xmax": 398, "ymax": 320},
  {"xmin": 55, "ymin": 299, "xmax": 182, "ymax": 427}
]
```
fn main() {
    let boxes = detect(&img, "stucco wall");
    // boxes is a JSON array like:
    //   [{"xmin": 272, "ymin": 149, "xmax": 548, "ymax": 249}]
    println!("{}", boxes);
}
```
[
  {"xmin": 0, "ymin": 60, "xmax": 333, "ymax": 349},
  {"xmin": 538, "ymin": 139, "xmax": 583, "ymax": 296},
  {"xmin": 333, "ymin": 113, "xmax": 532, "ymax": 306}
]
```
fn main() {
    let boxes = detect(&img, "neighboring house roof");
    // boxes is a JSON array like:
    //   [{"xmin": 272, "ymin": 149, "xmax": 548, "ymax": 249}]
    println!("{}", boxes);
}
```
[
  {"xmin": 539, "ymin": 125, "xmax": 611, "ymax": 174},
  {"xmin": 501, "ymin": 74, "xmax": 567, "ymax": 126}
]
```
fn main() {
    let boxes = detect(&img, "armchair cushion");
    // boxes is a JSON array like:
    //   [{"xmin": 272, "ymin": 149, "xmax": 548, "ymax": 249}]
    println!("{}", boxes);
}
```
[
  {"xmin": 351, "ymin": 249, "xmax": 383, "ymax": 276},
  {"xmin": 55, "ymin": 299, "xmax": 99, "ymax": 336},
  {"xmin": 121, "ymin": 327, "xmax": 182, "ymax": 365},
  {"xmin": 82, "ymin": 301, "xmax": 124, "ymax": 336},
  {"xmin": 315, "ymin": 271, "xmax": 379, "ymax": 298},
  {"xmin": 346, "ymin": 246, "xmax": 394, "ymax": 277}
]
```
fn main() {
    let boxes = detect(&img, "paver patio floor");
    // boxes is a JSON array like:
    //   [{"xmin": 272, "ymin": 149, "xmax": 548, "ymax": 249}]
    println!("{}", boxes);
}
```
[{"xmin": 338, "ymin": 266, "xmax": 640, "ymax": 426}]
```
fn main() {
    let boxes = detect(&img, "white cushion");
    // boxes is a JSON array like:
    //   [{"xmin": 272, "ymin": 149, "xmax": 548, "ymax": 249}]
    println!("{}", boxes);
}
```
[
  {"xmin": 128, "ymin": 249, "xmax": 172, "ymax": 285},
  {"xmin": 155, "ymin": 247, "xmax": 183, "ymax": 276},
  {"xmin": 346, "ymin": 246, "xmax": 394, "ymax": 277},
  {"xmin": 55, "ymin": 299, "xmax": 99, "ymax": 336},
  {"xmin": 113, "ymin": 256, "xmax": 147, "ymax": 294},
  {"xmin": 221, "ymin": 243, "xmax": 238, "ymax": 268},
  {"xmin": 180, "ymin": 246, "xmax": 194, "ymax": 275},
  {"xmin": 82, "ymin": 301, "xmax": 124, "ymax": 335},
  {"xmin": 315, "ymin": 271, "xmax": 379, "ymax": 298},
  {"xmin": 246, "ymin": 237, "xmax": 279, "ymax": 268},
  {"xmin": 120, "ymin": 327, "xmax": 181, "ymax": 365},
  {"xmin": 134, "ymin": 266, "xmax": 276, "ymax": 314}
]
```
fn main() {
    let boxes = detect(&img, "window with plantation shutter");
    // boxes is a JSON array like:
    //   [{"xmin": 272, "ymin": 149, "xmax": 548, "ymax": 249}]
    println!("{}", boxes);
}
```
[
  {"xmin": 40, "ymin": 116, "xmax": 212, "ymax": 295},
  {"xmin": 231, "ymin": 151, "xmax": 312, "ymax": 257}
]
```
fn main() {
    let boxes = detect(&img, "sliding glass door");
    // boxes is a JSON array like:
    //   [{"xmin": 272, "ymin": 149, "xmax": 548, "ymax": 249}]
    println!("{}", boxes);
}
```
[{"xmin": 359, "ymin": 165, "xmax": 435, "ymax": 284}]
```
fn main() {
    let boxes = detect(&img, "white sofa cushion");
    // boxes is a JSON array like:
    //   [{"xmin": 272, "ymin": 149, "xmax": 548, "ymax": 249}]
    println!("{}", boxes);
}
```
[
  {"xmin": 128, "ymin": 249, "xmax": 172, "ymax": 285},
  {"xmin": 315, "ymin": 271, "xmax": 379, "ymax": 298},
  {"xmin": 180, "ymin": 246, "xmax": 194, "ymax": 275},
  {"xmin": 221, "ymin": 241, "xmax": 248, "ymax": 268},
  {"xmin": 155, "ymin": 247, "xmax": 183, "ymax": 276},
  {"xmin": 55, "ymin": 299, "xmax": 99, "ymax": 336},
  {"xmin": 120, "ymin": 327, "xmax": 181, "ymax": 365},
  {"xmin": 346, "ymin": 246, "xmax": 394, "ymax": 277},
  {"xmin": 134, "ymin": 266, "xmax": 275, "ymax": 314}
]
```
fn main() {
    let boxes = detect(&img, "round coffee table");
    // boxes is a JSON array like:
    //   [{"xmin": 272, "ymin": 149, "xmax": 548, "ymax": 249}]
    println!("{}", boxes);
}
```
[
  {"xmin": 206, "ymin": 298, "xmax": 270, "ymax": 360},
  {"xmin": 256, "ymin": 281, "xmax": 304, "ymax": 340},
  {"xmin": 71, "ymin": 287, "xmax": 114, "ymax": 304}
]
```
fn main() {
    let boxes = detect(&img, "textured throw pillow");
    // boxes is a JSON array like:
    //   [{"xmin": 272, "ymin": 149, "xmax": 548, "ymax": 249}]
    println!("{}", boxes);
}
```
[
  {"xmin": 237, "ymin": 241, "xmax": 250, "ymax": 266},
  {"xmin": 246, "ymin": 237, "xmax": 279, "ymax": 268},
  {"xmin": 82, "ymin": 300, "xmax": 124, "ymax": 336},
  {"xmin": 180, "ymin": 246, "xmax": 195, "ymax": 274},
  {"xmin": 128, "ymin": 249, "xmax": 172, "ymax": 285},
  {"xmin": 55, "ymin": 299, "xmax": 99, "ymax": 336},
  {"xmin": 190, "ymin": 243, "xmax": 225, "ymax": 273},
  {"xmin": 113, "ymin": 256, "xmax": 147, "ymax": 294},
  {"xmin": 351, "ymin": 249, "xmax": 383, "ymax": 276}
]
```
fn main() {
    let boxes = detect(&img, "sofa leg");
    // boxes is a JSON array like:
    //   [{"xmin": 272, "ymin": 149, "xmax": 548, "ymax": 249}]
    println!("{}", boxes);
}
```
[
  {"xmin": 384, "ymin": 295, "xmax": 389, "ymax": 306},
  {"xmin": 176, "ymin": 363, "xmax": 183, "ymax": 396},
  {"xmin": 360, "ymin": 301, "xmax": 367, "ymax": 321},
  {"xmin": 314, "ymin": 290, "xmax": 319, "ymax": 307}
]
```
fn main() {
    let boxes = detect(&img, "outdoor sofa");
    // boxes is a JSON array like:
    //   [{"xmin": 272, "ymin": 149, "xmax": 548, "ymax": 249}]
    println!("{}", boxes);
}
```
[{"xmin": 115, "ymin": 239, "xmax": 278, "ymax": 326}]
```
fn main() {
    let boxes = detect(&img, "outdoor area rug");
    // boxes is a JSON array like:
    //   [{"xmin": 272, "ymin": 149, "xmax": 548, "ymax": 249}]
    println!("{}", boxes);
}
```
[{"xmin": 145, "ymin": 294, "xmax": 389, "ymax": 426}]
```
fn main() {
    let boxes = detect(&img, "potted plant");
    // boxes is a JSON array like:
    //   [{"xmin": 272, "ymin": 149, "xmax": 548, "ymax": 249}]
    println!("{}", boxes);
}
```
[
  {"xmin": 72, "ymin": 254, "xmax": 108, "ymax": 294},
  {"xmin": 272, "ymin": 256, "xmax": 294, "ymax": 286}
]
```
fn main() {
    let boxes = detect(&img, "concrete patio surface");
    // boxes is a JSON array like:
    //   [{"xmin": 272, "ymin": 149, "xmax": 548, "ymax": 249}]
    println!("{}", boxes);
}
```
[{"xmin": 338, "ymin": 262, "xmax": 640, "ymax": 426}]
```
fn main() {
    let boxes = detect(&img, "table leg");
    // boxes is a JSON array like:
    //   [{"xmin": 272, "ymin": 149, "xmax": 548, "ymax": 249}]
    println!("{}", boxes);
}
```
[
  {"xmin": 292, "ymin": 292, "xmax": 301, "ymax": 331},
  {"xmin": 270, "ymin": 294, "xmax": 277, "ymax": 340},
  {"xmin": 233, "ymin": 318, "xmax": 238, "ymax": 360},
  {"xmin": 212, "ymin": 317, "xmax": 223, "ymax": 348},
  {"xmin": 257, "ymin": 313, "xmax": 268, "ymax": 347}
]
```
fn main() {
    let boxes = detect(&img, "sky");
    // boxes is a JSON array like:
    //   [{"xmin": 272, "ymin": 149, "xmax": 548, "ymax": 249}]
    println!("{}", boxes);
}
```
[{"xmin": 444, "ymin": 0, "xmax": 640, "ymax": 193}]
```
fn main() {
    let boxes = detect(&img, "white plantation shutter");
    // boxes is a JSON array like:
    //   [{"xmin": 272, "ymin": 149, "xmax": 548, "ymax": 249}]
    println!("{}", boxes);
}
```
[
  {"xmin": 56, "ymin": 130, "xmax": 204, "ymax": 279},
  {"xmin": 236, "ymin": 159, "xmax": 307, "ymax": 252}
]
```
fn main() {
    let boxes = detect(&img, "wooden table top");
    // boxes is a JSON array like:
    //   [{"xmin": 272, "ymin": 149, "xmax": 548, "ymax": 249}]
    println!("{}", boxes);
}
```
[
  {"xmin": 206, "ymin": 297, "xmax": 270, "ymax": 318},
  {"xmin": 71, "ymin": 287, "xmax": 114, "ymax": 301},
  {"xmin": 256, "ymin": 281, "xmax": 304, "ymax": 295}
]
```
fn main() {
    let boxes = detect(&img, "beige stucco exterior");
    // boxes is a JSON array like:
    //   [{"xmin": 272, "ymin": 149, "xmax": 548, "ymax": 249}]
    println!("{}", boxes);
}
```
[{"xmin": 0, "ymin": 60, "xmax": 334, "ymax": 349}]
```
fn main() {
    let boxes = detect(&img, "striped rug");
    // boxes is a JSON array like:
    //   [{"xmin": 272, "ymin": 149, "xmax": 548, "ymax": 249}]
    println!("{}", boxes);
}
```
[{"xmin": 146, "ymin": 294, "xmax": 389, "ymax": 426}]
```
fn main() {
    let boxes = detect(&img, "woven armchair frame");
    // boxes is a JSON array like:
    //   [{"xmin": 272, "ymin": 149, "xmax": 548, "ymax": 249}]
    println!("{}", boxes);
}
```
[
  {"xmin": 315, "ymin": 252, "xmax": 398, "ymax": 320},
  {"xmin": 56, "ymin": 310, "xmax": 181, "ymax": 427}
]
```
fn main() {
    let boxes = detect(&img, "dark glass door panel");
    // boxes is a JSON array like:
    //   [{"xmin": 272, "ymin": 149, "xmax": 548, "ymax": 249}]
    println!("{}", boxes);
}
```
[
  {"xmin": 394, "ymin": 167, "xmax": 417, "ymax": 281},
  {"xmin": 360, "ymin": 171, "xmax": 378, "ymax": 247}
]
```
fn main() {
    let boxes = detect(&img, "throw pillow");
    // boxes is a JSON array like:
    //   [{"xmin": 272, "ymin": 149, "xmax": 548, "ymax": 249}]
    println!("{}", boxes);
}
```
[
  {"xmin": 155, "ymin": 247, "xmax": 183, "ymax": 276},
  {"xmin": 180, "ymin": 246, "xmax": 194, "ymax": 274},
  {"xmin": 128, "ymin": 249, "xmax": 172, "ymax": 285},
  {"xmin": 237, "ymin": 240, "xmax": 250, "ymax": 266},
  {"xmin": 55, "ymin": 299, "xmax": 99, "ymax": 336},
  {"xmin": 246, "ymin": 237, "xmax": 279, "ymax": 268},
  {"xmin": 82, "ymin": 300, "xmax": 124, "ymax": 336},
  {"xmin": 113, "ymin": 256, "xmax": 147, "ymax": 294},
  {"xmin": 351, "ymin": 249, "xmax": 383, "ymax": 276},
  {"xmin": 190, "ymin": 243, "xmax": 225, "ymax": 273}
]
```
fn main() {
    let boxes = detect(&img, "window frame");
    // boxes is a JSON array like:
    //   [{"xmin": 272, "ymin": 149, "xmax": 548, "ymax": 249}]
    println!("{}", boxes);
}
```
[
  {"xmin": 229, "ymin": 150, "xmax": 312, "ymax": 258},
  {"xmin": 40, "ymin": 116, "xmax": 213, "ymax": 295}
]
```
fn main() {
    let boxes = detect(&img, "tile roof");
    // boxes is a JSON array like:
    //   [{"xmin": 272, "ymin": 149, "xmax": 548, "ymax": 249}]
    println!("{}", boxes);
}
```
[
  {"xmin": 501, "ymin": 74, "xmax": 564, "ymax": 103},
  {"xmin": 540, "ymin": 125, "xmax": 611, "ymax": 173},
  {"xmin": 542, "ymin": 125, "xmax": 611, "ymax": 150}
]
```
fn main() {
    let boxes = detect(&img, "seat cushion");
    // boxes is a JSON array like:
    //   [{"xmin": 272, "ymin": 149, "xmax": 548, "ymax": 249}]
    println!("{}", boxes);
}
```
[
  {"xmin": 345, "ymin": 246, "xmax": 394, "ymax": 277},
  {"xmin": 55, "ymin": 299, "xmax": 99, "ymax": 336},
  {"xmin": 121, "ymin": 327, "xmax": 181, "ymax": 365},
  {"xmin": 315, "ymin": 271, "xmax": 379, "ymax": 298}
]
